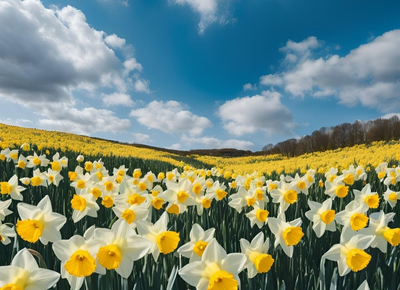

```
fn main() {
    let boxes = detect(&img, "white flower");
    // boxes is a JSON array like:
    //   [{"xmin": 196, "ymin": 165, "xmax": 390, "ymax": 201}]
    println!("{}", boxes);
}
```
[
  {"xmin": 70, "ymin": 192, "xmax": 100, "ymax": 223},
  {"xmin": 178, "ymin": 239, "xmax": 247, "ymax": 290},
  {"xmin": 93, "ymin": 219, "xmax": 151, "ymax": 278},
  {"xmin": 0, "ymin": 174, "xmax": 26, "ymax": 201},
  {"xmin": 228, "ymin": 186, "xmax": 255, "ymax": 213},
  {"xmin": 335, "ymin": 201, "xmax": 369, "ymax": 231},
  {"xmin": 268, "ymin": 212, "xmax": 304, "ymax": 257},
  {"xmin": 240, "ymin": 232, "xmax": 274, "ymax": 278},
  {"xmin": 383, "ymin": 188, "xmax": 399, "ymax": 208},
  {"xmin": 305, "ymin": 199, "xmax": 336, "ymax": 238},
  {"xmin": 0, "ymin": 221, "xmax": 16, "ymax": 245},
  {"xmin": 177, "ymin": 224, "xmax": 215, "ymax": 262},
  {"xmin": 0, "ymin": 199, "xmax": 13, "ymax": 221},
  {"xmin": 270, "ymin": 180, "xmax": 298, "ymax": 213},
  {"xmin": 322, "ymin": 227, "xmax": 374, "ymax": 276},
  {"xmin": 0, "ymin": 248, "xmax": 60, "ymax": 289},
  {"xmin": 112, "ymin": 203, "xmax": 149, "ymax": 228},
  {"xmin": 26, "ymin": 152, "xmax": 49, "ymax": 168},
  {"xmin": 44, "ymin": 168, "xmax": 64, "ymax": 186},
  {"xmin": 245, "ymin": 201, "xmax": 269, "ymax": 229},
  {"xmin": 16, "ymin": 195, "xmax": 67, "ymax": 245},
  {"xmin": 353, "ymin": 183, "xmax": 380, "ymax": 211},
  {"xmin": 359, "ymin": 211, "xmax": 400, "ymax": 253},
  {"xmin": 76, "ymin": 155, "xmax": 84, "ymax": 163}
]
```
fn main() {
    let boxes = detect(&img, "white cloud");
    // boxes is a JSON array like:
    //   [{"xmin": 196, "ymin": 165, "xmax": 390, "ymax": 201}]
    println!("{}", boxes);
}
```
[
  {"xmin": 380, "ymin": 113, "xmax": 400, "ymax": 120},
  {"xmin": 169, "ymin": 143, "xmax": 182, "ymax": 150},
  {"xmin": 130, "ymin": 100, "xmax": 212, "ymax": 135},
  {"xmin": 218, "ymin": 93, "xmax": 297, "ymax": 136},
  {"xmin": 134, "ymin": 79, "xmax": 151, "ymax": 94},
  {"xmin": 104, "ymin": 34, "xmax": 126, "ymax": 48},
  {"xmin": 133, "ymin": 133, "xmax": 152, "ymax": 143},
  {"xmin": 0, "ymin": 0, "xmax": 149, "ymax": 134},
  {"xmin": 260, "ymin": 74, "xmax": 283, "ymax": 86},
  {"xmin": 260, "ymin": 30, "xmax": 400, "ymax": 112},
  {"xmin": 102, "ymin": 93, "xmax": 135, "ymax": 107},
  {"xmin": 39, "ymin": 106, "xmax": 130, "ymax": 135},
  {"xmin": 243, "ymin": 83, "xmax": 257, "ymax": 91},
  {"xmin": 181, "ymin": 135, "xmax": 254, "ymax": 150},
  {"xmin": 0, "ymin": 118, "xmax": 33, "ymax": 127},
  {"xmin": 96, "ymin": 0, "xmax": 129, "ymax": 7},
  {"xmin": 170, "ymin": 0, "xmax": 234, "ymax": 34}
]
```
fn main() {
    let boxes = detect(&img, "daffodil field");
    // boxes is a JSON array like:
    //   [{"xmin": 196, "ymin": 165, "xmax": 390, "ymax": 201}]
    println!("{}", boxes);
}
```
[{"xmin": 0, "ymin": 125, "xmax": 400, "ymax": 289}]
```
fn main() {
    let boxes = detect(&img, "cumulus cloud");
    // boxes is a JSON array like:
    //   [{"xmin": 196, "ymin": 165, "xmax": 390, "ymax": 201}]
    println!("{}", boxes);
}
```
[
  {"xmin": 0, "ymin": 0, "xmax": 148, "ymax": 135},
  {"xmin": 260, "ymin": 30, "xmax": 400, "ymax": 112},
  {"xmin": 218, "ymin": 92, "xmax": 297, "ymax": 136},
  {"xmin": 170, "ymin": 0, "xmax": 233, "ymax": 34},
  {"xmin": 130, "ymin": 100, "xmax": 212, "ymax": 135},
  {"xmin": 39, "ymin": 106, "xmax": 131, "ymax": 135},
  {"xmin": 134, "ymin": 79, "xmax": 151, "ymax": 94},
  {"xmin": 133, "ymin": 133, "xmax": 152, "ymax": 143},
  {"xmin": 96, "ymin": 0, "xmax": 129, "ymax": 7},
  {"xmin": 181, "ymin": 135, "xmax": 254, "ymax": 150},
  {"xmin": 102, "ymin": 93, "xmax": 135, "ymax": 107},
  {"xmin": 243, "ymin": 83, "xmax": 257, "ymax": 91},
  {"xmin": 380, "ymin": 113, "xmax": 400, "ymax": 120}
]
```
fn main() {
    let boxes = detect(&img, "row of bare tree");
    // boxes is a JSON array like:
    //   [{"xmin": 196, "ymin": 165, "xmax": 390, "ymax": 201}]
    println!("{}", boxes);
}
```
[{"xmin": 262, "ymin": 115, "xmax": 400, "ymax": 157}]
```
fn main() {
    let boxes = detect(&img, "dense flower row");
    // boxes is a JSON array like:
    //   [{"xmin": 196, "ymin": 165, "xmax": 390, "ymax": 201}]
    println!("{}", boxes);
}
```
[{"xmin": 0, "ymin": 145, "xmax": 399, "ymax": 289}]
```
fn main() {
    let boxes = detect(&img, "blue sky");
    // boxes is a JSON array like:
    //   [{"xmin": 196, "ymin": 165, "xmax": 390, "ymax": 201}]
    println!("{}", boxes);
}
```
[{"xmin": 1, "ymin": 0, "xmax": 400, "ymax": 151}]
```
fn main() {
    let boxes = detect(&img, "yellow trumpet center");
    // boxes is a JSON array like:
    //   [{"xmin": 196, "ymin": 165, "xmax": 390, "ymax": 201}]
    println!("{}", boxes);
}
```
[
  {"xmin": 138, "ymin": 182, "xmax": 147, "ymax": 191},
  {"xmin": 297, "ymin": 181, "xmax": 306, "ymax": 190},
  {"xmin": 365, "ymin": 194, "xmax": 379, "ymax": 208},
  {"xmin": 156, "ymin": 231, "xmax": 180, "ymax": 254},
  {"xmin": 343, "ymin": 173, "xmax": 354, "ymax": 185},
  {"xmin": 90, "ymin": 187, "xmax": 102, "ymax": 199},
  {"xmin": 16, "ymin": 219, "xmax": 44, "ymax": 243},
  {"xmin": 97, "ymin": 244, "xmax": 122, "ymax": 270},
  {"xmin": 207, "ymin": 270, "xmax": 238, "ymax": 290},
  {"xmin": 32, "ymin": 157, "xmax": 41, "ymax": 166},
  {"xmin": 193, "ymin": 241, "xmax": 209, "ymax": 257},
  {"xmin": 177, "ymin": 191, "xmax": 190, "ymax": 204},
  {"xmin": 256, "ymin": 209, "xmax": 269, "ymax": 222},
  {"xmin": 216, "ymin": 189, "xmax": 227, "ymax": 200},
  {"xmin": 388, "ymin": 192, "xmax": 397, "ymax": 202},
  {"xmin": 192, "ymin": 183, "xmax": 202, "ymax": 195},
  {"xmin": 284, "ymin": 190, "xmax": 298, "ymax": 204},
  {"xmin": 249, "ymin": 251, "xmax": 274, "ymax": 273},
  {"xmin": 350, "ymin": 213, "xmax": 369, "ymax": 231},
  {"xmin": 166, "ymin": 204, "xmax": 180, "ymax": 215},
  {"xmin": 102, "ymin": 196, "xmax": 114, "ymax": 208},
  {"xmin": 383, "ymin": 228, "xmax": 400, "ymax": 246},
  {"xmin": 65, "ymin": 249, "xmax": 96, "ymax": 277},
  {"xmin": 31, "ymin": 176, "xmax": 42, "ymax": 187},
  {"xmin": 71, "ymin": 195, "xmax": 87, "ymax": 211},
  {"xmin": 0, "ymin": 182, "xmax": 11, "ymax": 195},
  {"xmin": 346, "ymin": 249, "xmax": 371, "ymax": 272},
  {"xmin": 320, "ymin": 210, "xmax": 335, "ymax": 225},
  {"xmin": 128, "ymin": 193, "xmax": 146, "ymax": 205},
  {"xmin": 104, "ymin": 181, "xmax": 114, "ymax": 192},
  {"xmin": 202, "ymin": 198, "xmax": 212, "ymax": 209},
  {"xmin": 282, "ymin": 226, "xmax": 304, "ymax": 246},
  {"xmin": 334, "ymin": 185, "xmax": 348, "ymax": 198},
  {"xmin": 246, "ymin": 197, "xmax": 256, "ymax": 207},
  {"xmin": 152, "ymin": 197, "xmax": 164, "ymax": 210}
]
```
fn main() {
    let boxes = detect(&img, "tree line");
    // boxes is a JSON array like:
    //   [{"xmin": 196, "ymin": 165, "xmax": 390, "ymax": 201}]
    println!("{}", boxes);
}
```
[{"xmin": 262, "ymin": 115, "xmax": 400, "ymax": 157}]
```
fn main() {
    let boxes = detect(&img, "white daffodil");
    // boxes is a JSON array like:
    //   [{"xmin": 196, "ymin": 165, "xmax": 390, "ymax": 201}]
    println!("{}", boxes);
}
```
[
  {"xmin": 228, "ymin": 186, "xmax": 256, "ymax": 213},
  {"xmin": 325, "ymin": 167, "xmax": 338, "ymax": 183},
  {"xmin": 353, "ymin": 183, "xmax": 380, "ymax": 211},
  {"xmin": 50, "ymin": 152, "xmax": 68, "ymax": 172},
  {"xmin": 177, "ymin": 224, "xmax": 215, "ymax": 262},
  {"xmin": 240, "ymin": 232, "xmax": 274, "ymax": 279},
  {"xmin": 192, "ymin": 191, "xmax": 214, "ymax": 216},
  {"xmin": 16, "ymin": 195, "xmax": 66, "ymax": 245},
  {"xmin": 30, "ymin": 168, "xmax": 48, "ymax": 187},
  {"xmin": 246, "ymin": 201, "xmax": 269, "ymax": 229},
  {"xmin": 26, "ymin": 152, "xmax": 49, "ymax": 168},
  {"xmin": 285, "ymin": 173, "xmax": 311, "ymax": 195},
  {"xmin": 248, "ymin": 183, "xmax": 268, "ymax": 203},
  {"xmin": 112, "ymin": 203, "xmax": 149, "ymax": 228},
  {"xmin": 264, "ymin": 179, "xmax": 279, "ymax": 194},
  {"xmin": 383, "ymin": 167, "xmax": 400, "ymax": 187},
  {"xmin": 305, "ymin": 199, "xmax": 336, "ymax": 238},
  {"xmin": 0, "ymin": 148, "xmax": 10, "ymax": 162},
  {"xmin": 147, "ymin": 185, "xmax": 166, "ymax": 211},
  {"xmin": 93, "ymin": 219, "xmax": 151, "ymax": 278},
  {"xmin": 44, "ymin": 168, "xmax": 64, "ymax": 186},
  {"xmin": 53, "ymin": 234, "xmax": 104, "ymax": 290},
  {"xmin": 335, "ymin": 201, "xmax": 369, "ymax": 231},
  {"xmin": 325, "ymin": 176, "xmax": 349, "ymax": 199},
  {"xmin": 354, "ymin": 166, "xmax": 367, "ymax": 181},
  {"xmin": 178, "ymin": 239, "xmax": 247, "ymax": 290},
  {"xmin": 0, "ymin": 199, "xmax": 12, "ymax": 221},
  {"xmin": 1, "ymin": 174, "xmax": 26, "ymax": 201},
  {"xmin": 341, "ymin": 165, "xmax": 357, "ymax": 185},
  {"xmin": 0, "ymin": 248, "xmax": 60, "ymax": 289},
  {"xmin": 322, "ymin": 227, "xmax": 374, "ymax": 276},
  {"xmin": 136, "ymin": 212, "xmax": 180, "ymax": 261},
  {"xmin": 165, "ymin": 168, "xmax": 180, "ymax": 183},
  {"xmin": 70, "ymin": 192, "xmax": 100, "ymax": 223},
  {"xmin": 6, "ymin": 149, "xmax": 19, "ymax": 163},
  {"xmin": 15, "ymin": 154, "xmax": 27, "ymax": 169},
  {"xmin": 270, "ymin": 180, "xmax": 298, "ymax": 213},
  {"xmin": 383, "ymin": 188, "xmax": 399, "ymax": 208},
  {"xmin": 70, "ymin": 170, "xmax": 93, "ymax": 194},
  {"xmin": 205, "ymin": 180, "xmax": 228, "ymax": 201},
  {"xmin": 359, "ymin": 211, "xmax": 400, "ymax": 253},
  {"xmin": 375, "ymin": 162, "xmax": 388, "ymax": 181},
  {"xmin": 0, "ymin": 221, "xmax": 16, "ymax": 245},
  {"xmin": 268, "ymin": 212, "xmax": 304, "ymax": 257},
  {"xmin": 114, "ymin": 179, "xmax": 148, "ymax": 207},
  {"xmin": 163, "ymin": 178, "xmax": 196, "ymax": 214}
]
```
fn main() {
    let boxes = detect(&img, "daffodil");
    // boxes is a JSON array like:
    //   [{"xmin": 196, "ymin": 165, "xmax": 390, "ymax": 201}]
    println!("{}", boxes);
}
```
[
  {"xmin": 322, "ymin": 227, "xmax": 374, "ymax": 276},
  {"xmin": 93, "ymin": 219, "xmax": 151, "ymax": 278},
  {"xmin": 51, "ymin": 152, "xmax": 68, "ymax": 171},
  {"xmin": 177, "ymin": 224, "xmax": 215, "ymax": 262},
  {"xmin": 6, "ymin": 149, "xmax": 19, "ymax": 163},
  {"xmin": 359, "ymin": 211, "xmax": 400, "ymax": 253},
  {"xmin": 44, "ymin": 168, "xmax": 64, "ymax": 186},
  {"xmin": 205, "ymin": 180, "xmax": 228, "ymax": 201},
  {"xmin": 305, "ymin": 199, "xmax": 336, "ymax": 238},
  {"xmin": 30, "ymin": 168, "xmax": 48, "ymax": 187},
  {"xmin": 285, "ymin": 173, "xmax": 311, "ymax": 195},
  {"xmin": 240, "ymin": 232, "xmax": 274, "ymax": 278},
  {"xmin": 0, "ymin": 248, "xmax": 60, "ymax": 289},
  {"xmin": 70, "ymin": 192, "xmax": 100, "ymax": 223},
  {"xmin": 26, "ymin": 152, "xmax": 49, "ymax": 168},
  {"xmin": 228, "ymin": 186, "xmax": 256, "ymax": 213},
  {"xmin": 178, "ymin": 239, "xmax": 247, "ymax": 290},
  {"xmin": 112, "ymin": 203, "xmax": 149, "ymax": 228},
  {"xmin": 383, "ymin": 167, "xmax": 400, "ymax": 187},
  {"xmin": 383, "ymin": 188, "xmax": 399, "ymax": 208},
  {"xmin": 0, "ymin": 199, "xmax": 12, "ymax": 221},
  {"xmin": 335, "ymin": 201, "xmax": 369, "ymax": 231},
  {"xmin": 353, "ymin": 183, "xmax": 379, "ymax": 211},
  {"xmin": 245, "ymin": 201, "xmax": 269, "ymax": 229},
  {"xmin": 114, "ymin": 179, "xmax": 148, "ymax": 207},
  {"xmin": 16, "ymin": 195, "xmax": 66, "ymax": 244},
  {"xmin": 136, "ymin": 212, "xmax": 180, "ymax": 261},
  {"xmin": 1, "ymin": 175, "xmax": 26, "ymax": 201},
  {"xmin": 53, "ymin": 234, "xmax": 104, "ymax": 290},
  {"xmin": 15, "ymin": 154, "xmax": 27, "ymax": 169},
  {"xmin": 268, "ymin": 212, "xmax": 304, "ymax": 257},
  {"xmin": 325, "ymin": 176, "xmax": 349, "ymax": 199},
  {"xmin": 270, "ymin": 180, "xmax": 298, "ymax": 213},
  {"xmin": 0, "ymin": 221, "xmax": 16, "ymax": 245}
]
